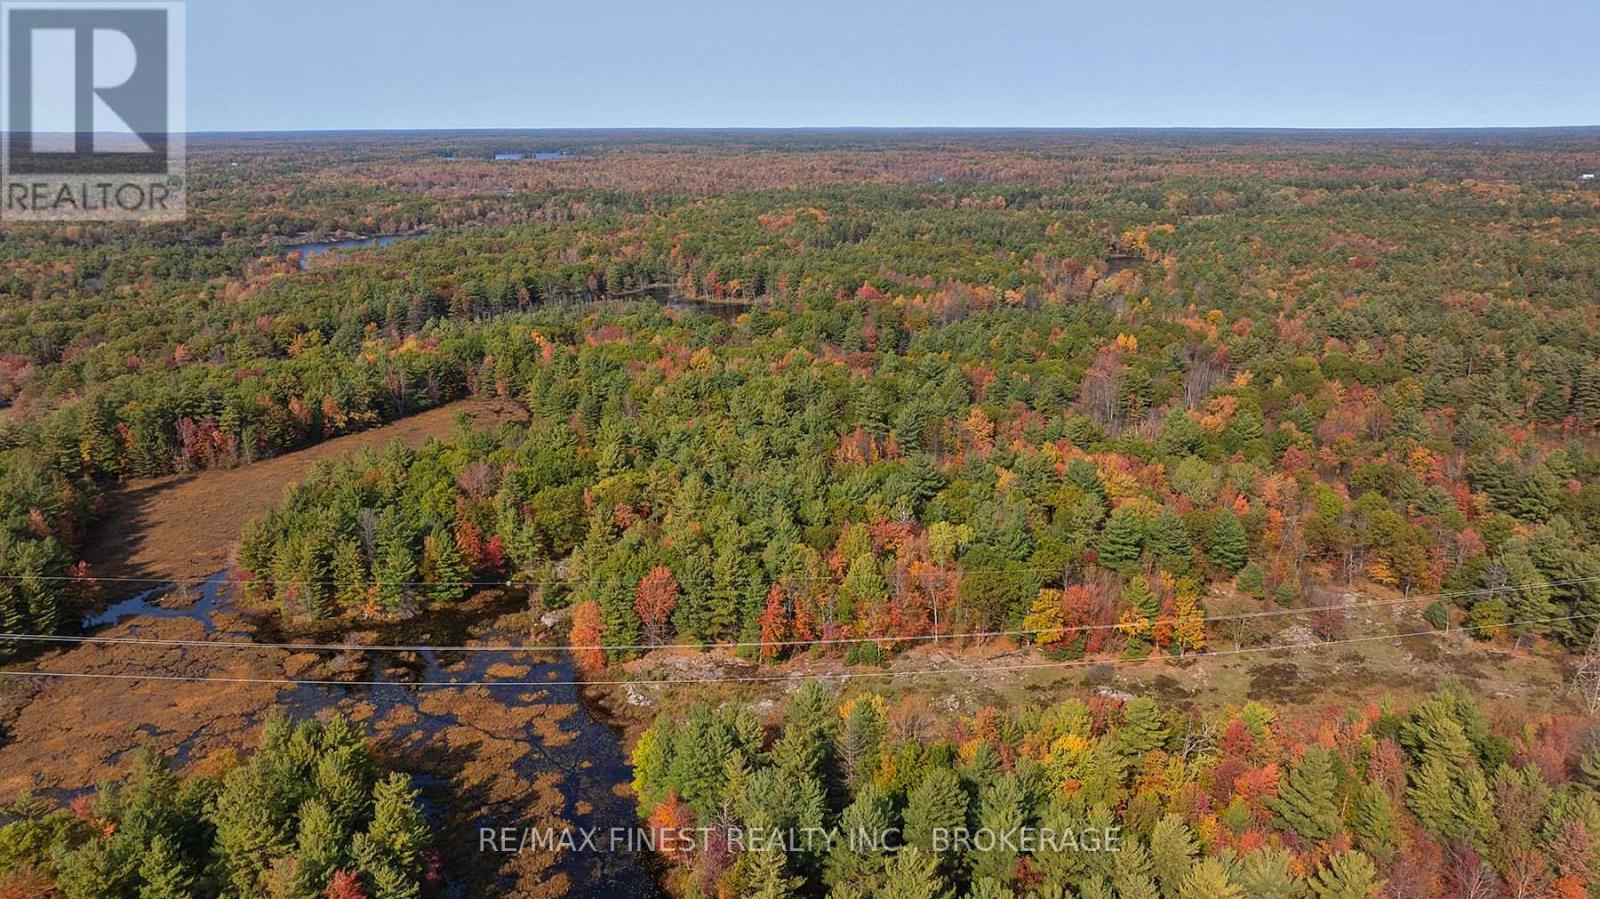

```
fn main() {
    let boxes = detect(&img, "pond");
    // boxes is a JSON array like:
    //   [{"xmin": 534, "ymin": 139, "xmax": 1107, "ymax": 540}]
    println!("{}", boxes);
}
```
[{"xmin": 283, "ymin": 233, "xmax": 421, "ymax": 269}]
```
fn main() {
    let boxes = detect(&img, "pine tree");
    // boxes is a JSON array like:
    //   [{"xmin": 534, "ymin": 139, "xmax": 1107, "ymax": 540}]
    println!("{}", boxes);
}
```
[
  {"xmin": 770, "ymin": 680, "xmax": 836, "ymax": 780},
  {"xmin": 1177, "ymin": 858, "xmax": 1243, "ymax": 899},
  {"xmin": 1349, "ymin": 783, "xmax": 1396, "ymax": 860},
  {"xmin": 1098, "ymin": 508, "xmax": 1146, "ymax": 571},
  {"xmin": 971, "ymin": 775, "xmax": 1026, "ymax": 883},
  {"xmin": 373, "ymin": 517, "xmax": 416, "ymax": 612},
  {"xmin": 1499, "ymin": 551, "xmax": 1560, "ymax": 637},
  {"xmin": 55, "ymin": 834, "xmax": 139, "ymax": 899},
  {"xmin": 1235, "ymin": 848, "xmax": 1299, "ymax": 899},
  {"xmin": 744, "ymin": 847, "xmax": 803, "ymax": 899},
  {"xmin": 1573, "ymin": 362, "xmax": 1600, "ymax": 428},
  {"xmin": 1234, "ymin": 562, "xmax": 1265, "ymax": 598},
  {"xmin": 965, "ymin": 877, "xmax": 1017, "ymax": 899},
  {"xmin": 1531, "ymin": 352, "xmax": 1572, "ymax": 423},
  {"xmin": 331, "ymin": 539, "xmax": 369, "ymax": 612},
  {"xmin": 1305, "ymin": 851, "xmax": 1383, "ymax": 899},
  {"xmin": 1114, "ymin": 870, "xmax": 1162, "ymax": 899},
  {"xmin": 839, "ymin": 553, "xmax": 889, "ymax": 622},
  {"xmin": 315, "ymin": 742, "xmax": 375, "ymax": 832},
  {"xmin": 1579, "ymin": 746, "xmax": 1600, "ymax": 790},
  {"xmin": 422, "ymin": 525, "xmax": 467, "ymax": 603},
  {"xmin": 837, "ymin": 701, "xmax": 886, "ymax": 789},
  {"xmin": 1114, "ymin": 697, "xmax": 1167, "ymax": 760},
  {"xmin": 1123, "ymin": 576, "xmax": 1159, "ymax": 620},
  {"xmin": 879, "ymin": 846, "xmax": 953, "ymax": 899},
  {"xmin": 1400, "ymin": 695, "xmax": 1477, "ymax": 770},
  {"xmin": 1147, "ymin": 510, "xmax": 1192, "ymax": 573},
  {"xmin": 351, "ymin": 772, "xmax": 428, "ymax": 896},
  {"xmin": 136, "ymin": 834, "xmax": 194, "ymax": 899},
  {"xmin": 294, "ymin": 799, "xmax": 346, "ymax": 892},
  {"xmin": 211, "ymin": 765, "xmax": 293, "ymax": 895},
  {"xmin": 0, "ymin": 581, "xmax": 25, "ymax": 659},
  {"xmin": 1149, "ymin": 814, "xmax": 1198, "ymax": 898},
  {"xmin": 1267, "ymin": 747, "xmax": 1341, "ymax": 840},
  {"xmin": 902, "ymin": 768, "xmax": 968, "ymax": 854},
  {"xmin": 1110, "ymin": 841, "xmax": 1160, "ymax": 899},
  {"xmin": 1405, "ymin": 758, "xmax": 1460, "ymax": 838},
  {"xmin": 1209, "ymin": 512, "xmax": 1248, "ymax": 572},
  {"xmin": 827, "ymin": 784, "xmax": 894, "ymax": 886}
]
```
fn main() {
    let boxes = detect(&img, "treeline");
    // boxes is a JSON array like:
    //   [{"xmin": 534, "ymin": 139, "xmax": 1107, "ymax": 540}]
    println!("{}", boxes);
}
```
[
  {"xmin": 631, "ymin": 682, "xmax": 1600, "ymax": 898},
  {"xmin": 0, "ymin": 713, "xmax": 436, "ymax": 898}
]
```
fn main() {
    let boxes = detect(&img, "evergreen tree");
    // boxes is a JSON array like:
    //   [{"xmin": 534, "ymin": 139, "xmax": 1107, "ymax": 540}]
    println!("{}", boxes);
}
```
[
  {"xmin": 1235, "ymin": 848, "xmax": 1299, "ymax": 899},
  {"xmin": 1349, "ymin": 783, "xmax": 1396, "ymax": 861},
  {"xmin": 351, "ymin": 772, "xmax": 429, "ymax": 894},
  {"xmin": 1098, "ymin": 508, "xmax": 1146, "ymax": 571},
  {"xmin": 837, "ymin": 699, "xmax": 886, "ymax": 789},
  {"xmin": 1267, "ymin": 747, "xmax": 1341, "ymax": 840},
  {"xmin": 770, "ymin": 680, "xmax": 837, "ymax": 781},
  {"xmin": 1579, "ymin": 746, "xmax": 1600, "ymax": 790},
  {"xmin": 1305, "ymin": 851, "xmax": 1383, "ymax": 899},
  {"xmin": 136, "ymin": 834, "xmax": 195, "ymax": 899},
  {"xmin": 1177, "ymin": 857, "xmax": 1243, "ymax": 899},
  {"xmin": 745, "ymin": 847, "xmax": 803, "ymax": 899},
  {"xmin": 1147, "ymin": 510, "xmax": 1192, "ymax": 573},
  {"xmin": 903, "ymin": 768, "xmax": 968, "ymax": 855},
  {"xmin": 1573, "ymin": 362, "xmax": 1600, "ymax": 428},
  {"xmin": 55, "ymin": 833, "xmax": 139, "ymax": 899},
  {"xmin": 1111, "ymin": 841, "xmax": 1161, "ymax": 899},
  {"xmin": 315, "ymin": 742, "xmax": 376, "ymax": 833},
  {"xmin": 331, "ymin": 539, "xmax": 369, "ymax": 611},
  {"xmin": 971, "ymin": 774, "xmax": 1026, "ymax": 883},
  {"xmin": 1209, "ymin": 512, "xmax": 1248, "ymax": 572},
  {"xmin": 1114, "ymin": 697, "xmax": 1167, "ymax": 760},
  {"xmin": 826, "ymin": 784, "xmax": 894, "ymax": 887},
  {"xmin": 422, "ymin": 525, "xmax": 468, "ymax": 603},
  {"xmin": 295, "ymin": 799, "xmax": 346, "ymax": 893},
  {"xmin": 879, "ymin": 846, "xmax": 953, "ymax": 899},
  {"xmin": 373, "ymin": 516, "xmax": 417, "ymax": 611},
  {"xmin": 1123, "ymin": 576, "xmax": 1159, "ymax": 620},
  {"xmin": 1149, "ymin": 814, "xmax": 1198, "ymax": 898}
]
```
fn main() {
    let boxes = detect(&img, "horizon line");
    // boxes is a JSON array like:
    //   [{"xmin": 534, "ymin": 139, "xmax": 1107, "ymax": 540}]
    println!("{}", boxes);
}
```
[
  {"xmin": 177, "ymin": 124, "xmax": 1600, "ymax": 136},
  {"xmin": 7, "ymin": 124, "xmax": 1600, "ymax": 138}
]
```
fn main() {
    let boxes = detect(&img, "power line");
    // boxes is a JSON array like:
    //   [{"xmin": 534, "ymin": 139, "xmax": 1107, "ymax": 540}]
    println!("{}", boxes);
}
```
[
  {"xmin": 0, "ymin": 573, "xmax": 521, "ymax": 588},
  {"xmin": 1, "ymin": 608, "xmax": 1594, "ymax": 690},
  {"xmin": 5, "ymin": 574, "xmax": 1596, "ymax": 654}
]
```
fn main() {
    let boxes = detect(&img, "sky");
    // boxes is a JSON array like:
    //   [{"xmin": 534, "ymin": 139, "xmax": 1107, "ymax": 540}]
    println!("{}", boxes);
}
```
[{"xmin": 189, "ymin": 0, "xmax": 1600, "ymax": 131}]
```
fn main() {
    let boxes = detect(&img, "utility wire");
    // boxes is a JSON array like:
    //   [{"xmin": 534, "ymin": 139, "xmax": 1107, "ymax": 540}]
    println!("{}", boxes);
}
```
[
  {"xmin": 3, "ymin": 574, "xmax": 1595, "ymax": 654},
  {"xmin": 0, "ymin": 608, "xmax": 1593, "ymax": 690}
]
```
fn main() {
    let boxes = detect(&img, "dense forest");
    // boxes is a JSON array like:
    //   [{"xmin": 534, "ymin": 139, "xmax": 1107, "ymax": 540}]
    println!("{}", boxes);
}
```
[
  {"xmin": 1, "ymin": 130, "xmax": 1598, "ymax": 897},
  {"xmin": 0, "ymin": 713, "xmax": 436, "ymax": 898},
  {"xmin": 632, "ymin": 682, "xmax": 1600, "ymax": 899}
]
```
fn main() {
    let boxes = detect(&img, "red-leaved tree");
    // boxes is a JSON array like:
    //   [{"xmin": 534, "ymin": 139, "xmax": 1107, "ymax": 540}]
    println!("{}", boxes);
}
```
[
  {"xmin": 570, "ymin": 601, "xmax": 606, "ymax": 671},
  {"xmin": 635, "ymin": 566, "xmax": 680, "ymax": 646}
]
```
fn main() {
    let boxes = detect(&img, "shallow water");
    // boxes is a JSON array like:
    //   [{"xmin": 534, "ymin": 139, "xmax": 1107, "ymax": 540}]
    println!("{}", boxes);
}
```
[
  {"xmin": 80, "ymin": 575, "xmax": 659, "ymax": 898},
  {"xmin": 82, "ymin": 572, "xmax": 233, "ymax": 633},
  {"xmin": 284, "ymin": 233, "xmax": 418, "ymax": 269}
]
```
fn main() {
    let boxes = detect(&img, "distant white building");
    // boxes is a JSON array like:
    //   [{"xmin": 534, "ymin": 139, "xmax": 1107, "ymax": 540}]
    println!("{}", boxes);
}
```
[{"xmin": 1583, "ymin": 173, "xmax": 1597, "ymax": 181}]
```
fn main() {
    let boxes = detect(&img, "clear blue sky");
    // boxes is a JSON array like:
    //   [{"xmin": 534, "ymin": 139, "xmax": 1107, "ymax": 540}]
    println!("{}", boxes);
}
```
[{"xmin": 190, "ymin": 0, "xmax": 1599, "ymax": 131}]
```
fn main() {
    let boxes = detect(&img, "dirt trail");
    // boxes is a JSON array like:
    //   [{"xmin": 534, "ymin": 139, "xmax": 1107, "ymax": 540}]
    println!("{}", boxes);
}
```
[{"xmin": 83, "ymin": 396, "xmax": 525, "ymax": 589}]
